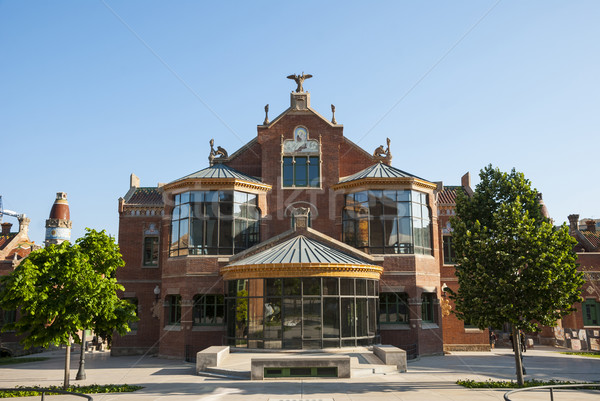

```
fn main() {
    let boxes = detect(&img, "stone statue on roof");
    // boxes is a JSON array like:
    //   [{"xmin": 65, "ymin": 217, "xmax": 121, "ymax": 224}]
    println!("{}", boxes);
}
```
[
  {"xmin": 209, "ymin": 139, "xmax": 228, "ymax": 166},
  {"xmin": 373, "ymin": 138, "xmax": 392, "ymax": 164},
  {"xmin": 287, "ymin": 72, "xmax": 312, "ymax": 93}
]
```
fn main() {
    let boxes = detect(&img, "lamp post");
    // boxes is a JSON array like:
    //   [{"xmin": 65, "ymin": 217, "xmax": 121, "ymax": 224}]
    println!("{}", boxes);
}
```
[
  {"xmin": 154, "ymin": 285, "xmax": 161, "ymax": 301},
  {"xmin": 75, "ymin": 329, "xmax": 87, "ymax": 380}
]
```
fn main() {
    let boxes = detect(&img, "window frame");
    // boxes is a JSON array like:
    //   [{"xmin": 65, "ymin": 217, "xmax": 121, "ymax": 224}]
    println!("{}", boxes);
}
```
[
  {"xmin": 342, "ymin": 190, "xmax": 432, "ymax": 255},
  {"xmin": 442, "ymin": 235, "xmax": 456, "ymax": 265},
  {"xmin": 421, "ymin": 292, "xmax": 436, "ymax": 323},
  {"xmin": 583, "ymin": 298, "xmax": 600, "ymax": 326},
  {"xmin": 143, "ymin": 236, "xmax": 159, "ymax": 266},
  {"xmin": 166, "ymin": 295, "xmax": 182, "ymax": 325},
  {"xmin": 379, "ymin": 292, "xmax": 409, "ymax": 324},
  {"xmin": 282, "ymin": 155, "xmax": 320, "ymax": 188},
  {"xmin": 169, "ymin": 190, "xmax": 260, "ymax": 257},
  {"xmin": 193, "ymin": 294, "xmax": 225, "ymax": 326}
]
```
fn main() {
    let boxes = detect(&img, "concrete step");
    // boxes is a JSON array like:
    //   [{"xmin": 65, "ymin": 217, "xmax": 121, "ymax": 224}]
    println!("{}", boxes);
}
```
[{"xmin": 201, "ymin": 366, "xmax": 251, "ymax": 380}]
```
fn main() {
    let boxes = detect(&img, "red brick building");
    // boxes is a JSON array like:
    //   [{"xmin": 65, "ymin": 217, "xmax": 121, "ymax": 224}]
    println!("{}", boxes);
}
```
[
  {"xmin": 111, "ymin": 79, "xmax": 486, "ymax": 359},
  {"xmin": 0, "ymin": 209, "xmax": 40, "ymax": 356}
]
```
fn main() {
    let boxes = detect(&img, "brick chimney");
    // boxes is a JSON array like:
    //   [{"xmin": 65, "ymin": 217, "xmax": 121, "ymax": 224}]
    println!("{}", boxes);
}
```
[
  {"xmin": 585, "ymin": 220, "xmax": 596, "ymax": 233},
  {"xmin": 461, "ymin": 172, "xmax": 474, "ymax": 197},
  {"xmin": 568, "ymin": 214, "xmax": 579, "ymax": 233},
  {"xmin": 1, "ymin": 222, "xmax": 12, "ymax": 235}
]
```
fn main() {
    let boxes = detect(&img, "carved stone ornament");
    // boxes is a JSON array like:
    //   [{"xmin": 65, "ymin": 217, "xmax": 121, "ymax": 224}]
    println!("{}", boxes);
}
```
[
  {"xmin": 331, "ymin": 104, "xmax": 337, "ymax": 124},
  {"xmin": 373, "ymin": 137, "xmax": 392, "ymax": 163},
  {"xmin": 208, "ymin": 139, "xmax": 229, "ymax": 166},
  {"xmin": 287, "ymin": 72, "xmax": 312, "ymax": 93},
  {"xmin": 263, "ymin": 104, "xmax": 269, "ymax": 125},
  {"xmin": 151, "ymin": 301, "xmax": 161, "ymax": 319},
  {"xmin": 441, "ymin": 298, "xmax": 452, "ymax": 317}
]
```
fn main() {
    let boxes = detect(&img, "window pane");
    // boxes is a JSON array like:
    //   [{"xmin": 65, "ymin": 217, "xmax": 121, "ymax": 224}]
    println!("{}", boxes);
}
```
[
  {"xmin": 266, "ymin": 279, "xmax": 282, "ymax": 296},
  {"xmin": 170, "ymin": 220, "xmax": 179, "ymax": 251},
  {"xmin": 219, "ymin": 218, "xmax": 233, "ymax": 253},
  {"xmin": 205, "ymin": 219, "xmax": 218, "ymax": 248},
  {"xmin": 355, "ymin": 191, "xmax": 368, "ymax": 203},
  {"xmin": 264, "ymin": 298, "xmax": 282, "ymax": 340},
  {"xmin": 181, "ymin": 192, "xmax": 190, "ymax": 204},
  {"xmin": 172, "ymin": 206, "xmax": 180, "ymax": 220},
  {"xmin": 340, "ymin": 279, "xmax": 354, "ymax": 295},
  {"xmin": 323, "ymin": 298, "xmax": 340, "ymax": 338},
  {"xmin": 295, "ymin": 157, "xmax": 308, "ymax": 186},
  {"xmin": 283, "ymin": 157, "xmax": 294, "ymax": 187},
  {"xmin": 303, "ymin": 298, "xmax": 321, "ymax": 340},
  {"xmin": 234, "ymin": 219, "xmax": 247, "ymax": 250},
  {"xmin": 144, "ymin": 237, "xmax": 158, "ymax": 266},
  {"xmin": 179, "ymin": 218, "xmax": 189, "ymax": 249},
  {"xmin": 302, "ymin": 278, "xmax": 320, "ymax": 296},
  {"xmin": 219, "ymin": 191, "xmax": 233, "ymax": 202},
  {"xmin": 323, "ymin": 278, "xmax": 338, "ymax": 295},
  {"xmin": 308, "ymin": 156, "xmax": 320, "ymax": 187},
  {"xmin": 356, "ymin": 279, "xmax": 367, "ymax": 296},
  {"xmin": 341, "ymin": 298, "xmax": 355, "ymax": 337},
  {"xmin": 180, "ymin": 204, "xmax": 189, "ymax": 219},
  {"xmin": 356, "ymin": 298, "xmax": 367, "ymax": 337},
  {"xmin": 191, "ymin": 218, "xmax": 204, "ymax": 249},
  {"xmin": 283, "ymin": 278, "xmax": 301, "ymax": 296},
  {"xmin": 412, "ymin": 201, "xmax": 422, "ymax": 218},
  {"xmin": 190, "ymin": 191, "xmax": 204, "ymax": 203}
]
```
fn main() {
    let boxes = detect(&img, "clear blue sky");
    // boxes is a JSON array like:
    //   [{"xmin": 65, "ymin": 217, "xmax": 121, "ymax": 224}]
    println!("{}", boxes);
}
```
[{"xmin": 1, "ymin": 1, "xmax": 599, "ymax": 245}]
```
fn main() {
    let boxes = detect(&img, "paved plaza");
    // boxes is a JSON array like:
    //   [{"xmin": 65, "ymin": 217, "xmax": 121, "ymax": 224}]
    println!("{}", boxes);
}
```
[{"xmin": 1, "ymin": 346, "xmax": 599, "ymax": 400}]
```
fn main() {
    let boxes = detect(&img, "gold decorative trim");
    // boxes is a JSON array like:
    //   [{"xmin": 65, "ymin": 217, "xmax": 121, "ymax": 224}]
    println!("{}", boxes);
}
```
[
  {"xmin": 221, "ymin": 263, "xmax": 383, "ymax": 281},
  {"xmin": 163, "ymin": 178, "xmax": 271, "ymax": 193},
  {"xmin": 332, "ymin": 177, "xmax": 436, "ymax": 191}
]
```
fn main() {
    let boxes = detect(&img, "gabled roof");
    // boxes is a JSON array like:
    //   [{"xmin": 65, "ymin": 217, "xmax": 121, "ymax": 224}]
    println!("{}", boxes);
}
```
[
  {"xmin": 338, "ymin": 162, "xmax": 426, "ymax": 184},
  {"xmin": 580, "ymin": 231, "xmax": 600, "ymax": 250},
  {"xmin": 0, "ymin": 234, "xmax": 17, "ymax": 251},
  {"xmin": 227, "ymin": 235, "xmax": 375, "ymax": 267},
  {"xmin": 438, "ymin": 186, "xmax": 467, "ymax": 205},
  {"xmin": 124, "ymin": 187, "xmax": 163, "ymax": 206},
  {"xmin": 171, "ymin": 163, "xmax": 264, "ymax": 185}
]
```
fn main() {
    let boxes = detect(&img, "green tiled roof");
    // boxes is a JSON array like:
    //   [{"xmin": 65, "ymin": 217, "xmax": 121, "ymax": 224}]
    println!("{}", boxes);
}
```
[
  {"xmin": 171, "ymin": 164, "xmax": 263, "ymax": 184},
  {"xmin": 338, "ymin": 162, "xmax": 426, "ymax": 184},
  {"xmin": 227, "ymin": 235, "xmax": 376, "ymax": 267}
]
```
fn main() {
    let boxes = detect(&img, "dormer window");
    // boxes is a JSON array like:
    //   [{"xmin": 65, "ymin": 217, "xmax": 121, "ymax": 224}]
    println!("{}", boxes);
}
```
[{"xmin": 282, "ymin": 126, "xmax": 320, "ymax": 188}]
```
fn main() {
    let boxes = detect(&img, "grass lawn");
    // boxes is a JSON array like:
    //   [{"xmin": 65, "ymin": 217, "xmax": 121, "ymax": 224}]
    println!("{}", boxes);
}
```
[{"xmin": 0, "ymin": 357, "xmax": 49, "ymax": 366}]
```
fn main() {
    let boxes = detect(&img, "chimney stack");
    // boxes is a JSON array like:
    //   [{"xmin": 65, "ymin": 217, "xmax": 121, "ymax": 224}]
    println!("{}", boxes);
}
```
[
  {"xmin": 586, "ymin": 220, "xmax": 596, "ymax": 233},
  {"xmin": 1, "ymin": 222, "xmax": 12, "ymax": 235},
  {"xmin": 568, "ymin": 214, "xmax": 579, "ymax": 233}
]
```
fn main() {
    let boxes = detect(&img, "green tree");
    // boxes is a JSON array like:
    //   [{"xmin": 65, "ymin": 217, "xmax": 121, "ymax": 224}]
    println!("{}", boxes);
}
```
[
  {"xmin": 449, "ymin": 165, "xmax": 583, "ymax": 386},
  {"xmin": 0, "ymin": 229, "xmax": 137, "ymax": 389}
]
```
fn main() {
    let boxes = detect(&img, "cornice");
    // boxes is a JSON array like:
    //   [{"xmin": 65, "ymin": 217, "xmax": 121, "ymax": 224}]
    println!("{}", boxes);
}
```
[
  {"xmin": 332, "ymin": 177, "xmax": 437, "ymax": 192},
  {"xmin": 220, "ymin": 262, "xmax": 383, "ymax": 281},
  {"xmin": 162, "ymin": 178, "xmax": 272, "ymax": 193}
]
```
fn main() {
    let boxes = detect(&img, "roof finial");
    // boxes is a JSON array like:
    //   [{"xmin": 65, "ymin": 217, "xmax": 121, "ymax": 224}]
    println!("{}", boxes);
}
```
[
  {"xmin": 331, "ymin": 104, "xmax": 337, "ymax": 124},
  {"xmin": 287, "ymin": 72, "xmax": 312, "ymax": 93},
  {"xmin": 263, "ymin": 104, "xmax": 269, "ymax": 125}
]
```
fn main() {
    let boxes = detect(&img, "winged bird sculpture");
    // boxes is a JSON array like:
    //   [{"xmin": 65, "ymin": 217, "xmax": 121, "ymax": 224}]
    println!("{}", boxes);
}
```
[{"xmin": 287, "ymin": 73, "xmax": 312, "ymax": 93}]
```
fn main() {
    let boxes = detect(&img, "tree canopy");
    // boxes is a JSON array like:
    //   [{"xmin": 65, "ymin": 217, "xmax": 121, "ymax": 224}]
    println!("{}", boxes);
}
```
[
  {"xmin": 449, "ymin": 165, "xmax": 583, "ymax": 333},
  {"xmin": 0, "ymin": 228, "xmax": 137, "ymax": 348}
]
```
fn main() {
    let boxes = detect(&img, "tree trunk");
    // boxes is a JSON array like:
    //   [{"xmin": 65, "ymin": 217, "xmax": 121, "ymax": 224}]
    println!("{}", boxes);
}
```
[
  {"xmin": 512, "ymin": 326, "xmax": 524, "ymax": 386},
  {"xmin": 63, "ymin": 336, "xmax": 71, "ymax": 390}
]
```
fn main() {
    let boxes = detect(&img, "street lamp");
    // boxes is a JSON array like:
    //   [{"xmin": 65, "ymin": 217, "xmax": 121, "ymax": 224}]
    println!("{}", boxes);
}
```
[
  {"xmin": 75, "ymin": 329, "xmax": 87, "ymax": 380},
  {"xmin": 442, "ymin": 283, "xmax": 448, "ymax": 297},
  {"xmin": 154, "ymin": 285, "xmax": 161, "ymax": 301}
]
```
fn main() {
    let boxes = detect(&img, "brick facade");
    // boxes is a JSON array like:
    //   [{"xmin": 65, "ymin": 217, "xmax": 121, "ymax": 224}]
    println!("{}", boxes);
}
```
[{"xmin": 112, "ymin": 85, "xmax": 474, "ymax": 359}]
